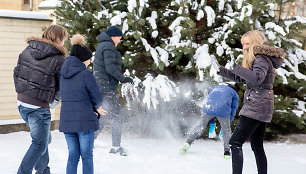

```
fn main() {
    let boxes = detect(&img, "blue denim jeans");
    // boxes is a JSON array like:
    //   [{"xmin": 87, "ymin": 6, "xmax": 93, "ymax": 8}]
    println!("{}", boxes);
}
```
[
  {"xmin": 17, "ymin": 105, "xmax": 52, "ymax": 174},
  {"xmin": 64, "ymin": 131, "xmax": 94, "ymax": 174}
]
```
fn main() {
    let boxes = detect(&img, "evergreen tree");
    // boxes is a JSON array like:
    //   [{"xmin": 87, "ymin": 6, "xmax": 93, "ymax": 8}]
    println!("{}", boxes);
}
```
[
  {"xmin": 54, "ymin": 0, "xmax": 111, "ymax": 50},
  {"xmin": 54, "ymin": 0, "xmax": 306, "ymax": 138}
]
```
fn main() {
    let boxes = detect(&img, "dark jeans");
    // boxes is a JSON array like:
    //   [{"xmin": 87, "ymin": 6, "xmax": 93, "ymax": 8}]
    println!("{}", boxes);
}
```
[
  {"xmin": 208, "ymin": 118, "xmax": 215, "ymax": 124},
  {"xmin": 94, "ymin": 91, "xmax": 124, "ymax": 147},
  {"xmin": 17, "ymin": 105, "xmax": 51, "ymax": 174},
  {"xmin": 64, "ymin": 131, "xmax": 94, "ymax": 174},
  {"xmin": 229, "ymin": 116, "xmax": 267, "ymax": 174}
]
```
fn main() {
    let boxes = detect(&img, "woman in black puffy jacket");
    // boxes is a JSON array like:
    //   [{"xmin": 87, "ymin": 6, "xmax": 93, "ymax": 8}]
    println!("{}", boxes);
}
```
[{"xmin": 14, "ymin": 25, "xmax": 68, "ymax": 174}]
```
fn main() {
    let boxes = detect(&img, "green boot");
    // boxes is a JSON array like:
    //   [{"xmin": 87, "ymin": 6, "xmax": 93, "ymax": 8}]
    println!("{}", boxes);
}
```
[
  {"xmin": 224, "ymin": 151, "xmax": 232, "ymax": 159},
  {"xmin": 180, "ymin": 142, "xmax": 191, "ymax": 155}
]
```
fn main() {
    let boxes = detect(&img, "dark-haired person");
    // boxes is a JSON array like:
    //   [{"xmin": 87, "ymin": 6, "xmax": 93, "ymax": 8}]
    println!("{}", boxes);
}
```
[
  {"xmin": 93, "ymin": 26, "xmax": 134, "ymax": 156},
  {"xmin": 59, "ymin": 34, "xmax": 107, "ymax": 174}
]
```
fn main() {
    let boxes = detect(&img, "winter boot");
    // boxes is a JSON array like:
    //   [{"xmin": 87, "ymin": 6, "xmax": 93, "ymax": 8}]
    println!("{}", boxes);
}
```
[
  {"xmin": 224, "ymin": 150, "xmax": 231, "ymax": 159},
  {"xmin": 208, "ymin": 123, "xmax": 217, "ymax": 139},
  {"xmin": 180, "ymin": 142, "xmax": 190, "ymax": 155},
  {"xmin": 109, "ymin": 147, "xmax": 128, "ymax": 156}
]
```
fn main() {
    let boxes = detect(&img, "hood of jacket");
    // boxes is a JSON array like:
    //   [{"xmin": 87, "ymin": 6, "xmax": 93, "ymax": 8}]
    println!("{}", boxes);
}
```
[
  {"xmin": 26, "ymin": 37, "xmax": 68, "ymax": 60},
  {"xmin": 60, "ymin": 56, "xmax": 86, "ymax": 79},
  {"xmin": 97, "ymin": 32, "xmax": 115, "ymax": 44},
  {"xmin": 253, "ymin": 44, "xmax": 286, "ymax": 69}
]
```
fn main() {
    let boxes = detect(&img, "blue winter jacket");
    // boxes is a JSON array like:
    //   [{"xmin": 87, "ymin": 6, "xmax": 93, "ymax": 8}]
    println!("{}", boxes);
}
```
[
  {"xmin": 93, "ymin": 32, "xmax": 125, "ymax": 93},
  {"xmin": 59, "ymin": 56, "xmax": 103, "ymax": 133},
  {"xmin": 203, "ymin": 85, "xmax": 239, "ymax": 122}
]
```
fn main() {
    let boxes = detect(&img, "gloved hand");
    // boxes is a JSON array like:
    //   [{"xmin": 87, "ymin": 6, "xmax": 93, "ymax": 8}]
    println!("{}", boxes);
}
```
[
  {"xmin": 93, "ymin": 107, "xmax": 101, "ymax": 119},
  {"xmin": 122, "ymin": 77, "xmax": 134, "ymax": 85},
  {"xmin": 211, "ymin": 55, "xmax": 221, "ymax": 72},
  {"xmin": 50, "ymin": 99, "xmax": 59, "ymax": 109},
  {"xmin": 208, "ymin": 123, "xmax": 217, "ymax": 139}
]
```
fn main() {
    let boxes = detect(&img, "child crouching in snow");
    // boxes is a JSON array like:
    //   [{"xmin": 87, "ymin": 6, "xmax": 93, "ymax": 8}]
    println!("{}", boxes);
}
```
[
  {"xmin": 181, "ymin": 83, "xmax": 239, "ymax": 159},
  {"xmin": 59, "ymin": 34, "xmax": 107, "ymax": 174}
]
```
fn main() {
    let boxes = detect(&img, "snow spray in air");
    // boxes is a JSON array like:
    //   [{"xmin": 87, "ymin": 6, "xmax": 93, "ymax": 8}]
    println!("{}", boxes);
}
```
[{"xmin": 121, "ymin": 74, "xmax": 213, "ymax": 139}]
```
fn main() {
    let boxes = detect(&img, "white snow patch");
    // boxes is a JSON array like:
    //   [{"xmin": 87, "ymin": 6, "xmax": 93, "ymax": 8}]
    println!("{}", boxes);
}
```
[
  {"xmin": 0, "ymin": 9, "xmax": 51, "ymax": 20},
  {"xmin": 2, "ymin": 130, "xmax": 306, "ymax": 174},
  {"xmin": 265, "ymin": 22, "xmax": 286, "ymax": 36},
  {"xmin": 38, "ymin": 0, "xmax": 61, "ymax": 9},
  {"xmin": 205, "ymin": 6, "xmax": 215, "ymax": 27},
  {"xmin": 142, "ymin": 74, "xmax": 176, "ymax": 109},
  {"xmin": 196, "ymin": 10, "xmax": 205, "ymax": 21},
  {"xmin": 194, "ymin": 44, "xmax": 211, "ymax": 69}
]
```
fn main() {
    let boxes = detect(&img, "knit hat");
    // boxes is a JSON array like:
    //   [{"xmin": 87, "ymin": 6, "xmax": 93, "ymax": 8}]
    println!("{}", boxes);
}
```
[
  {"xmin": 70, "ymin": 34, "xmax": 92, "ymax": 62},
  {"xmin": 106, "ymin": 26, "xmax": 123, "ymax": 37}
]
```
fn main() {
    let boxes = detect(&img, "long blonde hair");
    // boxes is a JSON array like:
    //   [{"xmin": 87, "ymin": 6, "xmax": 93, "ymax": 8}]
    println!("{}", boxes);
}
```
[{"xmin": 241, "ymin": 30, "xmax": 265, "ymax": 69}]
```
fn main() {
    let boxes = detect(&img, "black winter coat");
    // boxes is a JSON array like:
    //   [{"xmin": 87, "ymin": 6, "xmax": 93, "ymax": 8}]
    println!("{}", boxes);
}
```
[
  {"xmin": 93, "ymin": 32, "xmax": 125, "ymax": 93},
  {"xmin": 13, "ymin": 37, "xmax": 67, "ymax": 106},
  {"xmin": 218, "ymin": 45, "xmax": 286, "ymax": 122},
  {"xmin": 59, "ymin": 56, "xmax": 103, "ymax": 133}
]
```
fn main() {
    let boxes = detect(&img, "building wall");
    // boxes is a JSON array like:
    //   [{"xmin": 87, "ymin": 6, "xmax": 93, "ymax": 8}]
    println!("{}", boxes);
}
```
[
  {"xmin": 294, "ymin": 0, "xmax": 305, "ymax": 17},
  {"xmin": 0, "ymin": 16, "xmax": 61, "ymax": 121},
  {"xmin": 276, "ymin": 0, "xmax": 306, "ymax": 18},
  {"xmin": 0, "ymin": 0, "xmax": 44, "ymax": 11},
  {"xmin": 23, "ymin": 0, "xmax": 45, "ymax": 11},
  {"xmin": 0, "ymin": 0, "xmax": 22, "ymax": 10}
]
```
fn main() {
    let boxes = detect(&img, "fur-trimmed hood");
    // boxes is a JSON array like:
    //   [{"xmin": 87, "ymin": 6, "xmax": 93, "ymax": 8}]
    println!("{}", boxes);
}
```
[
  {"xmin": 26, "ymin": 37, "xmax": 68, "ymax": 59},
  {"xmin": 253, "ymin": 44, "xmax": 286, "ymax": 68}
]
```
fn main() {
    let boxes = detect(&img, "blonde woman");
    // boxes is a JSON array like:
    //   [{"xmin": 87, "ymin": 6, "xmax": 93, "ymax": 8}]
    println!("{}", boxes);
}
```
[
  {"xmin": 14, "ymin": 25, "xmax": 68, "ymax": 174},
  {"xmin": 211, "ymin": 30, "xmax": 286, "ymax": 174}
]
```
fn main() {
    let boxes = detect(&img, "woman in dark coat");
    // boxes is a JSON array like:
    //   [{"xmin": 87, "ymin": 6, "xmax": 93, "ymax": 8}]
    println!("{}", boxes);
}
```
[
  {"xmin": 59, "ymin": 34, "xmax": 107, "ymax": 174},
  {"xmin": 211, "ymin": 30, "xmax": 286, "ymax": 174}
]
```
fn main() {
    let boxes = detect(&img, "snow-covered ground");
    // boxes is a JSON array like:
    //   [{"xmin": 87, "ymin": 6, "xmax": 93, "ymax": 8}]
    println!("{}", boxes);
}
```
[{"xmin": 1, "ymin": 130, "xmax": 306, "ymax": 174}]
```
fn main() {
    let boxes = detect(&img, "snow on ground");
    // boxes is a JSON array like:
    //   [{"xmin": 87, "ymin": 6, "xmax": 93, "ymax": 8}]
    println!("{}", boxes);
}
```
[{"xmin": 1, "ymin": 130, "xmax": 306, "ymax": 174}]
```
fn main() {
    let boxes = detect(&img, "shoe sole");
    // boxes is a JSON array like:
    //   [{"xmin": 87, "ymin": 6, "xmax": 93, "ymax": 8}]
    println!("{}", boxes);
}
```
[{"xmin": 224, "ymin": 155, "xmax": 232, "ymax": 159}]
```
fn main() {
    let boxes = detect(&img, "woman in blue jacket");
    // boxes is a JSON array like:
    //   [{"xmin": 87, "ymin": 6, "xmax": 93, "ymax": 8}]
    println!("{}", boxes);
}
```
[
  {"xmin": 59, "ymin": 34, "xmax": 107, "ymax": 174},
  {"xmin": 181, "ymin": 83, "xmax": 239, "ymax": 159}
]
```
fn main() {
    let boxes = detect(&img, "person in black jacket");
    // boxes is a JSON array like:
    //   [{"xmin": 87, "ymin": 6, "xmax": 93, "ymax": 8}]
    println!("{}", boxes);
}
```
[
  {"xmin": 13, "ymin": 25, "xmax": 68, "ymax": 174},
  {"xmin": 211, "ymin": 30, "xmax": 286, "ymax": 174},
  {"xmin": 93, "ymin": 26, "xmax": 133, "ymax": 156},
  {"xmin": 59, "ymin": 34, "xmax": 107, "ymax": 174}
]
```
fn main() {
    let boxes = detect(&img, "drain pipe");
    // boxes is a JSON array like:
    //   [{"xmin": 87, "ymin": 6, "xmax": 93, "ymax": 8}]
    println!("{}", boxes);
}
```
[{"xmin": 29, "ymin": 0, "xmax": 33, "ymax": 11}]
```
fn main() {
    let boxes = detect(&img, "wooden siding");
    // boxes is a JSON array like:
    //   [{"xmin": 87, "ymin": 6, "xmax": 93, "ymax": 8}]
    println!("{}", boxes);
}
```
[{"xmin": 0, "ymin": 17, "xmax": 61, "ymax": 121}]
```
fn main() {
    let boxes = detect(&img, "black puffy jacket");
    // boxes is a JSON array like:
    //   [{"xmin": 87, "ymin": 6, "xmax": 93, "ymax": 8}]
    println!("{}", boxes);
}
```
[
  {"xmin": 13, "ymin": 37, "xmax": 67, "ymax": 107},
  {"xmin": 93, "ymin": 32, "xmax": 125, "ymax": 93}
]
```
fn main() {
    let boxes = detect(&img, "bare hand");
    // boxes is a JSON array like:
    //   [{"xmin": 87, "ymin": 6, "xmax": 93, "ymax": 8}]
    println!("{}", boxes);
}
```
[{"xmin": 97, "ymin": 107, "xmax": 108, "ymax": 116}]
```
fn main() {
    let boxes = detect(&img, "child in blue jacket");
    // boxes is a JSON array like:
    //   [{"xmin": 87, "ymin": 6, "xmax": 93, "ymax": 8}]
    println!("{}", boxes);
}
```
[
  {"xmin": 181, "ymin": 83, "xmax": 239, "ymax": 159},
  {"xmin": 59, "ymin": 34, "xmax": 107, "ymax": 174}
]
